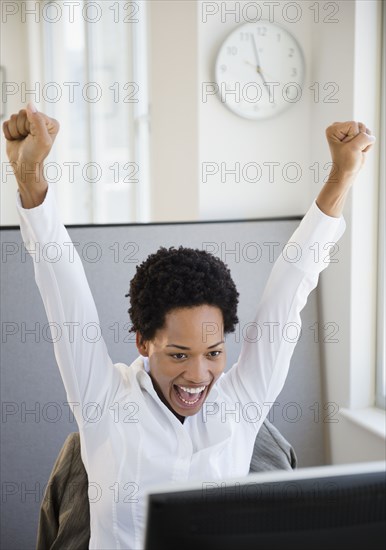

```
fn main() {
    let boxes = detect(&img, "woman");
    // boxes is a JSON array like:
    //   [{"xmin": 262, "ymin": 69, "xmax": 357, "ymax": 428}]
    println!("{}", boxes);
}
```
[{"xmin": 3, "ymin": 103, "xmax": 375, "ymax": 549}]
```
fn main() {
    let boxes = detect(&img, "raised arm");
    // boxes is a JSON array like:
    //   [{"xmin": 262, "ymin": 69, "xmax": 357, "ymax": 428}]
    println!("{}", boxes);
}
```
[
  {"xmin": 316, "ymin": 121, "xmax": 376, "ymax": 217},
  {"xmin": 3, "ymin": 102, "xmax": 53, "ymax": 208},
  {"xmin": 3, "ymin": 103, "xmax": 122, "ymax": 427},
  {"xmin": 219, "ymin": 121, "xmax": 376, "ymax": 423}
]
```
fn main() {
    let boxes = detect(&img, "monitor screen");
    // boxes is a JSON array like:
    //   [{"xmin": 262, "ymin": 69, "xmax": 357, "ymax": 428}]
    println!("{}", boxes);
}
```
[{"xmin": 144, "ymin": 461, "xmax": 386, "ymax": 550}]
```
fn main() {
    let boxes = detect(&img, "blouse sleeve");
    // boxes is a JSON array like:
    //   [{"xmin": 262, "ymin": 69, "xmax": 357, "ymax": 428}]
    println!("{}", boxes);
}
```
[
  {"xmin": 217, "ymin": 200, "xmax": 346, "ymax": 429},
  {"xmin": 16, "ymin": 184, "xmax": 122, "ymax": 427}
]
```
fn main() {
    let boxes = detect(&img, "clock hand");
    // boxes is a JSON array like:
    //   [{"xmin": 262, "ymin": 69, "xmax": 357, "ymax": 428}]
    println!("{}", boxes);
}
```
[
  {"xmin": 250, "ymin": 34, "xmax": 274, "ymax": 103},
  {"xmin": 259, "ymin": 70, "xmax": 275, "ymax": 103},
  {"xmin": 244, "ymin": 60, "xmax": 277, "ymax": 81},
  {"xmin": 251, "ymin": 33, "xmax": 262, "ymax": 71}
]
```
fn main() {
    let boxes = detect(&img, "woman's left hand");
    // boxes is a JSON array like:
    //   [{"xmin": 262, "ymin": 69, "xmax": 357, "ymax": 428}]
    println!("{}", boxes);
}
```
[{"xmin": 325, "ymin": 121, "xmax": 376, "ymax": 178}]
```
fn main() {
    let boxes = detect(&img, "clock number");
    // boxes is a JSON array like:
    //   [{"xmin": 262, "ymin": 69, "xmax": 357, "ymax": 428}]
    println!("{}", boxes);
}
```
[
  {"xmin": 240, "ymin": 32, "xmax": 250, "ymax": 41},
  {"xmin": 288, "ymin": 47, "xmax": 294, "ymax": 57},
  {"xmin": 309, "ymin": 1, "xmax": 339, "ymax": 23},
  {"xmin": 256, "ymin": 27, "xmax": 267, "ymax": 37},
  {"xmin": 227, "ymin": 46, "xmax": 238, "ymax": 55},
  {"xmin": 277, "ymin": 33, "xmax": 281, "ymax": 42},
  {"xmin": 220, "ymin": 64, "xmax": 227, "ymax": 72},
  {"xmin": 290, "ymin": 67, "xmax": 297, "ymax": 77}
]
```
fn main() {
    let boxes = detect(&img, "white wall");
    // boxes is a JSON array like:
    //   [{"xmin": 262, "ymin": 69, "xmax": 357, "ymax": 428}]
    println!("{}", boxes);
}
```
[
  {"xmin": 148, "ymin": 0, "xmax": 199, "ymax": 222},
  {"xmin": 314, "ymin": 0, "xmax": 384, "ymax": 464},
  {"xmin": 198, "ymin": 0, "xmax": 312, "ymax": 220}
]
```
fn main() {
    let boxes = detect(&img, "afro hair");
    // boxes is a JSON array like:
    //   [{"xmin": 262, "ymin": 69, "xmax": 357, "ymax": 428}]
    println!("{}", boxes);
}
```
[{"xmin": 126, "ymin": 245, "xmax": 239, "ymax": 342}]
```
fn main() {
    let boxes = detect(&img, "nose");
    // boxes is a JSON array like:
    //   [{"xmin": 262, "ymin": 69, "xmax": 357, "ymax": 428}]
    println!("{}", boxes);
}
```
[{"xmin": 184, "ymin": 358, "xmax": 210, "ymax": 385}]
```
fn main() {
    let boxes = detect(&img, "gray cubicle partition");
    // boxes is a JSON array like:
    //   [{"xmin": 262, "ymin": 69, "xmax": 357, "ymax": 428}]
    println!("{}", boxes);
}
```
[{"xmin": 1, "ymin": 215, "xmax": 326, "ymax": 549}]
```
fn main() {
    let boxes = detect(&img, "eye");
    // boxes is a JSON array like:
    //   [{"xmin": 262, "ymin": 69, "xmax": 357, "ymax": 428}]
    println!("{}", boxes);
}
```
[
  {"xmin": 208, "ymin": 351, "xmax": 222, "ymax": 358},
  {"xmin": 170, "ymin": 353, "xmax": 187, "ymax": 360}
]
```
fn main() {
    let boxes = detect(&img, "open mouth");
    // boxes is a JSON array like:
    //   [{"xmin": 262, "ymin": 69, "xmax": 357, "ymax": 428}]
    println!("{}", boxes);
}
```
[{"xmin": 172, "ymin": 384, "xmax": 208, "ymax": 409}]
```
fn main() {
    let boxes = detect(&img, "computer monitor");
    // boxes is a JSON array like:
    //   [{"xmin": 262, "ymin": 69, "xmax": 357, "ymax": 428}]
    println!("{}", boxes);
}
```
[{"xmin": 144, "ymin": 461, "xmax": 386, "ymax": 550}]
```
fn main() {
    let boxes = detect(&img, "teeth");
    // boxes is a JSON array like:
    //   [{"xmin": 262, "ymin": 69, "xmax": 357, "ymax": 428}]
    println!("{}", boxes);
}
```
[
  {"xmin": 179, "ymin": 395, "xmax": 200, "ymax": 405},
  {"xmin": 178, "ymin": 385, "xmax": 206, "ymax": 394}
]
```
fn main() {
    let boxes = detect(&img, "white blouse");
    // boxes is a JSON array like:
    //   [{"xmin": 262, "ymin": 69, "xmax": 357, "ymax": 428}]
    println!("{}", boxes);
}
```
[{"xmin": 16, "ymin": 184, "xmax": 346, "ymax": 549}]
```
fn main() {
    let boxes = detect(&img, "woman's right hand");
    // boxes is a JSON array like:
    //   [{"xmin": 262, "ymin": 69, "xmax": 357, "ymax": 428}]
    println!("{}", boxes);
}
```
[{"xmin": 2, "ymin": 102, "xmax": 60, "ymax": 207}]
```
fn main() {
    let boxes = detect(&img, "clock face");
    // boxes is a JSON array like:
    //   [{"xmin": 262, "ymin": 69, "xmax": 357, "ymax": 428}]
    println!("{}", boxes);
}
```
[{"xmin": 215, "ymin": 21, "xmax": 305, "ymax": 120}]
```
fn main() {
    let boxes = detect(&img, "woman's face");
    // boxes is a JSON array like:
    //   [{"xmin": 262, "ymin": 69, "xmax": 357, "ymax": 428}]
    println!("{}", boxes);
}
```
[{"xmin": 136, "ymin": 305, "xmax": 226, "ymax": 422}]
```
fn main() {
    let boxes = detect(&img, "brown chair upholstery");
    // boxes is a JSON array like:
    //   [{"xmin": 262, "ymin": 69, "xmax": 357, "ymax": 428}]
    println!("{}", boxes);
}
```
[
  {"xmin": 36, "ymin": 419, "xmax": 297, "ymax": 549},
  {"xmin": 36, "ymin": 433, "xmax": 90, "ymax": 550}
]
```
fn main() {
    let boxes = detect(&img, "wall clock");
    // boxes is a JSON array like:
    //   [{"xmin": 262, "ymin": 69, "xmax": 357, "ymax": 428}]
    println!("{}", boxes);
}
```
[{"xmin": 215, "ymin": 21, "xmax": 305, "ymax": 120}]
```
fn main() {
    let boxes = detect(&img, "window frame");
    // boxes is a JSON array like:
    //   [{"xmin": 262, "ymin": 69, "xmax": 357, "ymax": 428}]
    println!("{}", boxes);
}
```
[{"xmin": 40, "ymin": 0, "xmax": 150, "ymax": 224}]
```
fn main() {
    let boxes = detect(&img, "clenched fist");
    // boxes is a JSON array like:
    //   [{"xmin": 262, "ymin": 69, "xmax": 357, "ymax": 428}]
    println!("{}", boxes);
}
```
[
  {"xmin": 3, "ymin": 102, "xmax": 60, "ymax": 208},
  {"xmin": 3, "ymin": 102, "xmax": 59, "ymax": 167},
  {"xmin": 316, "ymin": 121, "xmax": 376, "ymax": 217},
  {"xmin": 325, "ymin": 121, "xmax": 375, "ymax": 177}
]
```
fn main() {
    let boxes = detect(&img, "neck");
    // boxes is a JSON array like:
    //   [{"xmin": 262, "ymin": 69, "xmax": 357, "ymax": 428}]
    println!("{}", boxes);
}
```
[{"xmin": 149, "ymin": 372, "xmax": 186, "ymax": 424}]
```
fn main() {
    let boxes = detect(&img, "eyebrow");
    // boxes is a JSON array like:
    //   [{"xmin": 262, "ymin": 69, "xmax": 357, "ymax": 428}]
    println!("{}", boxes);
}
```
[{"xmin": 166, "ymin": 340, "xmax": 225, "ymax": 350}]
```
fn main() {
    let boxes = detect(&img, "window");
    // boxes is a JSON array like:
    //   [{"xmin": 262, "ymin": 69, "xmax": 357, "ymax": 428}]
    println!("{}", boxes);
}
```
[
  {"xmin": 376, "ymin": 0, "xmax": 386, "ymax": 410},
  {"xmin": 41, "ymin": 0, "xmax": 149, "ymax": 224}
]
